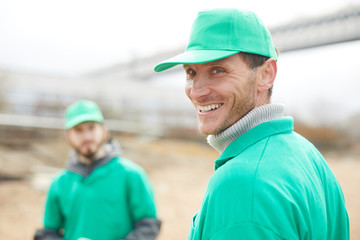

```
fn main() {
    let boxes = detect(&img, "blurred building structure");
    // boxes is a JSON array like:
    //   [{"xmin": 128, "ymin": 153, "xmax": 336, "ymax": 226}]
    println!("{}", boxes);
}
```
[
  {"xmin": 271, "ymin": 5, "xmax": 360, "ymax": 51},
  {"xmin": 0, "ymin": 5, "xmax": 359, "ymax": 140}
]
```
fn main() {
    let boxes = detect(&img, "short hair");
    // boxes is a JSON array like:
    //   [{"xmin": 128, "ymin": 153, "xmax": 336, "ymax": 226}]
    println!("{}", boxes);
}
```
[
  {"xmin": 240, "ymin": 52, "xmax": 270, "ymax": 70},
  {"xmin": 239, "ymin": 49, "xmax": 279, "ymax": 97}
]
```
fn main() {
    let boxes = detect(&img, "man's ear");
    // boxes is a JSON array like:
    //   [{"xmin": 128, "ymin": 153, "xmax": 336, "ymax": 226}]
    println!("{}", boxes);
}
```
[
  {"xmin": 102, "ymin": 125, "xmax": 110, "ymax": 142},
  {"xmin": 257, "ymin": 58, "xmax": 277, "ymax": 93}
]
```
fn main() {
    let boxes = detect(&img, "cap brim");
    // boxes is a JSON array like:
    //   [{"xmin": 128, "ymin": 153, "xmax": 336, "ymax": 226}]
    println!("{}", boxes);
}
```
[
  {"xmin": 65, "ymin": 114, "xmax": 103, "ymax": 129},
  {"xmin": 154, "ymin": 50, "xmax": 240, "ymax": 72}
]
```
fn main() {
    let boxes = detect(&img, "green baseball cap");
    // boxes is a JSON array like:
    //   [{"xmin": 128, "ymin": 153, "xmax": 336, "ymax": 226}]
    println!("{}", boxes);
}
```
[
  {"xmin": 154, "ymin": 8, "xmax": 277, "ymax": 72},
  {"xmin": 65, "ymin": 100, "xmax": 104, "ymax": 129}
]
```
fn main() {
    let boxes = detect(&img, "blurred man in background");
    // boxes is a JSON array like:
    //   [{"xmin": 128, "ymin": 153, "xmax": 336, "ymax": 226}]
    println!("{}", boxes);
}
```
[
  {"xmin": 34, "ymin": 100, "xmax": 161, "ymax": 240},
  {"xmin": 154, "ymin": 8, "xmax": 349, "ymax": 240}
]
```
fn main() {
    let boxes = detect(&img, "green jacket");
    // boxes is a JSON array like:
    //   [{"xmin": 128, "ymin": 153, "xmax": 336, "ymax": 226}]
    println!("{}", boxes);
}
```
[
  {"xmin": 188, "ymin": 117, "xmax": 349, "ymax": 240},
  {"xmin": 43, "ymin": 151, "xmax": 158, "ymax": 240}
]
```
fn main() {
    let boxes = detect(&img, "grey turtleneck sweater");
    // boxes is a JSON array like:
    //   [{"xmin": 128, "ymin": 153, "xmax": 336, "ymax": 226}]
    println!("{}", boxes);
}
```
[{"xmin": 207, "ymin": 104, "xmax": 285, "ymax": 154}]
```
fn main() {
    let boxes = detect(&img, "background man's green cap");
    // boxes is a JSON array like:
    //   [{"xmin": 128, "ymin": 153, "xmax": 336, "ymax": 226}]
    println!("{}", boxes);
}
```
[
  {"xmin": 154, "ymin": 8, "xmax": 277, "ymax": 72},
  {"xmin": 65, "ymin": 100, "xmax": 104, "ymax": 129}
]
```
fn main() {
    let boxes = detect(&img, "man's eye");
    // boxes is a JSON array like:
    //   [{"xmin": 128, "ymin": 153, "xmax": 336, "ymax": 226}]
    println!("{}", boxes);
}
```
[
  {"xmin": 186, "ymin": 69, "xmax": 196, "ymax": 78},
  {"xmin": 188, "ymin": 70, "xmax": 196, "ymax": 76},
  {"xmin": 213, "ymin": 68, "xmax": 224, "ymax": 74}
]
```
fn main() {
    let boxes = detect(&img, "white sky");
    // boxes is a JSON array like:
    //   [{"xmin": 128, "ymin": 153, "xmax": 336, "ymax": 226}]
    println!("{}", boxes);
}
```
[{"xmin": 0, "ymin": 0, "xmax": 358, "ymax": 76}]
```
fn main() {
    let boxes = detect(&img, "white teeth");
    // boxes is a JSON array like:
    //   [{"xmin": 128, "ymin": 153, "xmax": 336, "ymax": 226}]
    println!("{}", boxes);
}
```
[{"xmin": 199, "ymin": 104, "xmax": 222, "ymax": 113}]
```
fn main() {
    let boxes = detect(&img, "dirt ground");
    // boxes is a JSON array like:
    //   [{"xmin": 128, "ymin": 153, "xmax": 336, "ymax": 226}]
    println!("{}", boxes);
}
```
[{"xmin": 0, "ymin": 134, "xmax": 359, "ymax": 240}]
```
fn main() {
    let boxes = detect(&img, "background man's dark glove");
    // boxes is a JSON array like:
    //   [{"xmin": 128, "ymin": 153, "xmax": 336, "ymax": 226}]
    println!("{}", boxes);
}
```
[
  {"xmin": 34, "ymin": 229, "xmax": 63, "ymax": 240},
  {"xmin": 122, "ymin": 218, "xmax": 161, "ymax": 240}
]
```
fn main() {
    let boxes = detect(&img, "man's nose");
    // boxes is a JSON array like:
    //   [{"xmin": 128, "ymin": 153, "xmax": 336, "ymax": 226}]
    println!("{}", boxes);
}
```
[
  {"xmin": 189, "ymin": 75, "xmax": 211, "ymax": 100},
  {"xmin": 82, "ymin": 129, "xmax": 93, "ymax": 140}
]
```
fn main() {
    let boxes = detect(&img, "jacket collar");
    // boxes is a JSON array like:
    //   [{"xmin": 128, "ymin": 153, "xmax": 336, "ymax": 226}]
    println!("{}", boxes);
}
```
[
  {"xmin": 66, "ymin": 138, "xmax": 122, "ymax": 177},
  {"xmin": 207, "ymin": 104, "xmax": 285, "ymax": 154},
  {"xmin": 214, "ymin": 117, "xmax": 294, "ymax": 170}
]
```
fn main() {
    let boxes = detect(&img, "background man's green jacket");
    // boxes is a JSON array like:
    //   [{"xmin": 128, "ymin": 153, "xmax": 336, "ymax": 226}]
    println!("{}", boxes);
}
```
[{"xmin": 44, "ymin": 155, "xmax": 158, "ymax": 240}]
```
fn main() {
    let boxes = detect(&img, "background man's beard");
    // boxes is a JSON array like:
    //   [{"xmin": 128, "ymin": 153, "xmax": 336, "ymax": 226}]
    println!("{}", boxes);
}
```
[
  {"xmin": 77, "ymin": 143, "xmax": 101, "ymax": 159},
  {"xmin": 81, "ymin": 149, "xmax": 97, "ymax": 159}
]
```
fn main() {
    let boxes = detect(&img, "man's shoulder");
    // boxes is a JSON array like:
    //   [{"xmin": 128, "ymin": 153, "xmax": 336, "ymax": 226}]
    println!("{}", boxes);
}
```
[
  {"xmin": 50, "ymin": 168, "xmax": 87, "ymax": 185},
  {"xmin": 46, "ymin": 169, "xmax": 76, "ymax": 193},
  {"xmin": 111, "ymin": 156, "xmax": 146, "ymax": 174},
  {"xmin": 211, "ymin": 131, "xmax": 321, "ymax": 189}
]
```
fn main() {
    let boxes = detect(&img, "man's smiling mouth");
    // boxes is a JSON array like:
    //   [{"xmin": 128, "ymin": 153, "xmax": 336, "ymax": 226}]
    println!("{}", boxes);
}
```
[{"xmin": 198, "ymin": 104, "xmax": 223, "ymax": 113}]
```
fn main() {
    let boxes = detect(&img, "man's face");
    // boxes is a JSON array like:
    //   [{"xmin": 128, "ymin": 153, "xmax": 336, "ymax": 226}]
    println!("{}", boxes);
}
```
[
  {"xmin": 66, "ymin": 121, "xmax": 107, "ymax": 158},
  {"xmin": 184, "ymin": 54, "xmax": 259, "ymax": 135}
]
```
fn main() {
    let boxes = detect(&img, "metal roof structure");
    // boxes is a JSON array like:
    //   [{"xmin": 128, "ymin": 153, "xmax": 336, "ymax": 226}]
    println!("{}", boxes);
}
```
[{"xmin": 271, "ymin": 5, "xmax": 360, "ymax": 52}]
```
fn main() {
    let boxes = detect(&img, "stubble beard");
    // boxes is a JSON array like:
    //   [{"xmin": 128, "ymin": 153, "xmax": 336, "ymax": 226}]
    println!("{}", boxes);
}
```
[
  {"xmin": 80, "ymin": 147, "xmax": 97, "ymax": 159},
  {"xmin": 213, "ymin": 76, "xmax": 257, "ymax": 135},
  {"xmin": 76, "ymin": 140, "xmax": 104, "ymax": 160}
]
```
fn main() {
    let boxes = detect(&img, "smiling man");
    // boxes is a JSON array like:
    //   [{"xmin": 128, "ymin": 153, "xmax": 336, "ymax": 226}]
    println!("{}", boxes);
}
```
[
  {"xmin": 154, "ymin": 8, "xmax": 349, "ymax": 240},
  {"xmin": 34, "ymin": 100, "xmax": 161, "ymax": 240}
]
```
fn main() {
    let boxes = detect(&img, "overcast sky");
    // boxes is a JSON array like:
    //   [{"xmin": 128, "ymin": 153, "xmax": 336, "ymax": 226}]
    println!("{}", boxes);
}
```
[{"xmin": 0, "ymin": 0, "xmax": 358, "ymax": 76}]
